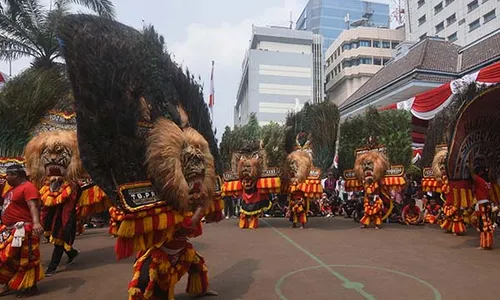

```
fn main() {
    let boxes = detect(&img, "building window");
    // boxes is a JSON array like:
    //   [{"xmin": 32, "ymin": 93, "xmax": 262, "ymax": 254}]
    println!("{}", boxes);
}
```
[
  {"xmin": 435, "ymin": 21, "xmax": 445, "ymax": 33},
  {"xmin": 445, "ymin": 0, "xmax": 455, "ymax": 5},
  {"xmin": 382, "ymin": 58, "xmax": 390, "ymax": 65},
  {"xmin": 351, "ymin": 59, "xmax": 360, "ymax": 66},
  {"xmin": 419, "ymin": 33, "xmax": 427, "ymax": 41},
  {"xmin": 382, "ymin": 41, "xmax": 391, "ymax": 49},
  {"xmin": 391, "ymin": 41, "xmax": 399, "ymax": 49},
  {"xmin": 343, "ymin": 43, "xmax": 351, "ymax": 51},
  {"xmin": 418, "ymin": 15, "xmax": 426, "ymax": 26},
  {"xmin": 359, "ymin": 40, "xmax": 371, "ymax": 47},
  {"xmin": 482, "ymin": 0, "xmax": 488, "ymax": 2},
  {"xmin": 434, "ymin": 2, "xmax": 443, "ymax": 14},
  {"xmin": 467, "ymin": 0, "xmax": 479, "ymax": 13},
  {"xmin": 373, "ymin": 40, "xmax": 380, "ymax": 48},
  {"xmin": 469, "ymin": 18, "xmax": 480, "ymax": 31},
  {"xmin": 351, "ymin": 42, "xmax": 359, "ymax": 49},
  {"xmin": 360, "ymin": 57, "xmax": 373, "ymax": 65},
  {"xmin": 483, "ymin": 9, "xmax": 496, "ymax": 23},
  {"xmin": 447, "ymin": 32, "xmax": 457, "ymax": 42},
  {"xmin": 374, "ymin": 57, "xmax": 382, "ymax": 65},
  {"xmin": 458, "ymin": 18, "xmax": 466, "ymax": 25},
  {"xmin": 446, "ymin": 13, "xmax": 456, "ymax": 26},
  {"xmin": 418, "ymin": 0, "xmax": 425, "ymax": 8}
]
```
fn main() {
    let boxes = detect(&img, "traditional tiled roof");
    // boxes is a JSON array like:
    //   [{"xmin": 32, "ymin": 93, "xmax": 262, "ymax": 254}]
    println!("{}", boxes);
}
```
[
  {"xmin": 340, "ymin": 32, "xmax": 500, "ymax": 110},
  {"xmin": 460, "ymin": 31, "xmax": 500, "ymax": 72}
]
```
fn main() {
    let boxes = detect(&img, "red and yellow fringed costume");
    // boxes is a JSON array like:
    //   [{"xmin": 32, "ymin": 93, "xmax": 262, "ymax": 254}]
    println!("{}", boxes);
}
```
[
  {"xmin": 344, "ymin": 140, "xmax": 405, "ymax": 228},
  {"xmin": 474, "ymin": 202, "xmax": 494, "ymax": 249},
  {"xmin": 360, "ymin": 195, "xmax": 384, "ymax": 227},
  {"xmin": 58, "ymin": 15, "xmax": 225, "ymax": 299},
  {"xmin": 424, "ymin": 204, "xmax": 442, "ymax": 224},
  {"xmin": 0, "ymin": 224, "xmax": 44, "ymax": 291},
  {"xmin": 39, "ymin": 180, "xmax": 79, "ymax": 251},
  {"xmin": 439, "ymin": 176, "xmax": 466, "ymax": 234},
  {"xmin": 222, "ymin": 143, "xmax": 280, "ymax": 229}
]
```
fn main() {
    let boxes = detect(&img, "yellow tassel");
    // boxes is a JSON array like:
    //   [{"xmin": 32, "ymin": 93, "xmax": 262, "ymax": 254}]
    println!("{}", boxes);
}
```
[
  {"xmin": 187, "ymin": 272, "xmax": 202, "ymax": 295},
  {"xmin": 117, "ymin": 220, "xmax": 137, "ymax": 237},
  {"xmin": 143, "ymin": 216, "xmax": 153, "ymax": 233}
]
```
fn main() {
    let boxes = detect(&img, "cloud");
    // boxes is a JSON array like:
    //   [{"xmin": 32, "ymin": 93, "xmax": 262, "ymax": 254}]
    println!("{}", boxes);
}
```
[
  {"xmin": 170, "ymin": 0, "xmax": 304, "ymax": 69},
  {"xmin": 169, "ymin": 0, "xmax": 306, "ymax": 137}
]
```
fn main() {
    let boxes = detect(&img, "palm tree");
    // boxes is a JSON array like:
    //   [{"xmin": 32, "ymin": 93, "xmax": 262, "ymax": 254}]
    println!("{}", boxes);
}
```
[{"xmin": 0, "ymin": 0, "xmax": 115, "ymax": 68}]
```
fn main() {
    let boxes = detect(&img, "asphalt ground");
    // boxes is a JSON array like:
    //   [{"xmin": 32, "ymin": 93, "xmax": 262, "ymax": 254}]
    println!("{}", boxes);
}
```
[{"xmin": 4, "ymin": 217, "xmax": 499, "ymax": 300}]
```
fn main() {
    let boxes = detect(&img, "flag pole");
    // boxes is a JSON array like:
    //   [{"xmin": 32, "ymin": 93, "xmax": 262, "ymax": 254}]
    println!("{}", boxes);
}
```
[{"xmin": 209, "ymin": 60, "xmax": 216, "ymax": 134}]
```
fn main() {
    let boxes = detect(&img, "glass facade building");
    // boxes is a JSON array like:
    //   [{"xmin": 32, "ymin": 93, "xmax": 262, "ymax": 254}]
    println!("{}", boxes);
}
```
[{"xmin": 296, "ymin": 0, "xmax": 390, "ymax": 54}]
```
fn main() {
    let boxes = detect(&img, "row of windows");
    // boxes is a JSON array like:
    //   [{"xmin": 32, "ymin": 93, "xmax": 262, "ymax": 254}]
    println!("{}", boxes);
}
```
[
  {"xmin": 326, "ymin": 39, "xmax": 400, "ymax": 66},
  {"xmin": 325, "ymin": 56, "xmax": 391, "ymax": 84},
  {"xmin": 418, "ymin": 0, "xmax": 455, "ymax": 10},
  {"xmin": 419, "ymin": 8, "xmax": 496, "ymax": 41},
  {"xmin": 418, "ymin": 0, "xmax": 489, "ymax": 27}
]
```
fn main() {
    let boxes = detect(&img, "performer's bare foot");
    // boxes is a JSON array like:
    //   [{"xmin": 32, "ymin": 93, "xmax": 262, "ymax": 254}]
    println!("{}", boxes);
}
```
[
  {"xmin": 360, "ymin": 225, "xmax": 367, "ymax": 229},
  {"xmin": 476, "ymin": 247, "xmax": 484, "ymax": 250},
  {"xmin": 300, "ymin": 225, "xmax": 305, "ymax": 229},
  {"xmin": 375, "ymin": 226, "xmax": 380, "ymax": 230}
]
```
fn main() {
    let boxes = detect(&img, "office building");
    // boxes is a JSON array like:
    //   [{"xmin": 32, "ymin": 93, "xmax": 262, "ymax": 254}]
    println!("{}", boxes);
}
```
[
  {"xmin": 404, "ymin": 0, "xmax": 499, "ymax": 46},
  {"xmin": 234, "ymin": 26, "xmax": 323, "ymax": 127},
  {"xmin": 324, "ymin": 26, "xmax": 405, "ymax": 107},
  {"xmin": 339, "ymin": 32, "xmax": 500, "ymax": 120},
  {"xmin": 296, "ymin": 0, "xmax": 390, "ymax": 54}
]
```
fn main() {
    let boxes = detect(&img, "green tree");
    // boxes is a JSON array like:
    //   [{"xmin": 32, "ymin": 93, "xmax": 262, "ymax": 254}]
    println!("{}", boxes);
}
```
[
  {"xmin": 260, "ymin": 121, "xmax": 286, "ymax": 167},
  {"xmin": 0, "ymin": 66, "xmax": 71, "ymax": 156},
  {"xmin": 219, "ymin": 126, "xmax": 233, "ymax": 171},
  {"xmin": 0, "ymin": 0, "xmax": 115, "ymax": 69},
  {"xmin": 338, "ymin": 115, "xmax": 365, "ymax": 172},
  {"xmin": 379, "ymin": 109, "xmax": 412, "ymax": 167}
]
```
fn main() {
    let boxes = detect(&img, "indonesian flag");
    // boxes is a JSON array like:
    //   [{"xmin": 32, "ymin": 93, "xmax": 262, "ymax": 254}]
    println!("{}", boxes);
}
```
[{"xmin": 209, "ymin": 61, "xmax": 215, "ymax": 108}]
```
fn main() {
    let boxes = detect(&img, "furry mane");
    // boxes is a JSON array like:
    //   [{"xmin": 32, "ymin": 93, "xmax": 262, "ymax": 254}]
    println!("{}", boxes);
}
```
[
  {"xmin": 24, "ymin": 130, "xmax": 84, "ymax": 188},
  {"xmin": 354, "ymin": 151, "xmax": 389, "ymax": 183},
  {"xmin": 146, "ymin": 118, "xmax": 215, "ymax": 211},
  {"xmin": 286, "ymin": 150, "xmax": 312, "ymax": 184},
  {"xmin": 432, "ymin": 149, "xmax": 448, "ymax": 181}
]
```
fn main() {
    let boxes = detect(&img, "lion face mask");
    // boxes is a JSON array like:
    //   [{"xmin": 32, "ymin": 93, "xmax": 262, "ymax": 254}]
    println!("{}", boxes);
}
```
[
  {"xmin": 146, "ymin": 118, "xmax": 215, "ymax": 212},
  {"xmin": 24, "ymin": 130, "xmax": 83, "ymax": 191}
]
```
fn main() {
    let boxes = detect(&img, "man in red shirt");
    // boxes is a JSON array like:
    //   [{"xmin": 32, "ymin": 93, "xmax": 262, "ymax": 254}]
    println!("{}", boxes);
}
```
[
  {"xmin": 471, "ymin": 164, "xmax": 494, "ymax": 250},
  {"xmin": 0, "ymin": 164, "xmax": 44, "ymax": 297}
]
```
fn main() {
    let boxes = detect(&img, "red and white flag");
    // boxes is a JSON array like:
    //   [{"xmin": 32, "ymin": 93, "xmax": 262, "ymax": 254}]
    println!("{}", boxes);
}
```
[
  {"xmin": 208, "ymin": 61, "xmax": 215, "ymax": 108},
  {"xmin": 0, "ymin": 71, "xmax": 7, "ymax": 89}
]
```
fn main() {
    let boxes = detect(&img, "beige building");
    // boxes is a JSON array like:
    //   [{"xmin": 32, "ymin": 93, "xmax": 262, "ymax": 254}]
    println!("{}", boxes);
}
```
[
  {"xmin": 324, "ymin": 26, "xmax": 405, "ymax": 107},
  {"xmin": 404, "ymin": 0, "xmax": 499, "ymax": 46}
]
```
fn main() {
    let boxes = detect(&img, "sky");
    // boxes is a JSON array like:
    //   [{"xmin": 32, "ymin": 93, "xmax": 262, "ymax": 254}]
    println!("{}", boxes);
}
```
[{"xmin": 0, "ymin": 0, "xmax": 393, "ymax": 140}]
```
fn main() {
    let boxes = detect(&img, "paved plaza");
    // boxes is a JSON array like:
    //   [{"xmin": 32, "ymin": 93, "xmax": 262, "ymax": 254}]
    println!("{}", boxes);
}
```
[{"xmin": 6, "ymin": 217, "xmax": 500, "ymax": 300}]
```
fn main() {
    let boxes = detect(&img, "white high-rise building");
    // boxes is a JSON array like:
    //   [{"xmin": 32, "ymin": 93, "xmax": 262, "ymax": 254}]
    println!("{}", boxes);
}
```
[
  {"xmin": 234, "ymin": 26, "xmax": 324, "ymax": 127},
  {"xmin": 404, "ymin": 0, "xmax": 499, "ymax": 46}
]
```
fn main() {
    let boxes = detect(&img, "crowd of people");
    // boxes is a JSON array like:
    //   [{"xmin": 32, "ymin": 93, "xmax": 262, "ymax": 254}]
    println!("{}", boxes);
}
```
[{"xmin": 221, "ymin": 170, "xmax": 498, "ymax": 248}]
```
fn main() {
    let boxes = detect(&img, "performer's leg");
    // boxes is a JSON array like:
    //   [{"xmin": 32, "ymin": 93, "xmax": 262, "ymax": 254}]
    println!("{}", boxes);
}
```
[
  {"xmin": 374, "ymin": 216, "xmax": 382, "ymax": 229},
  {"xmin": 249, "ymin": 215, "xmax": 259, "ymax": 229},
  {"xmin": 46, "ymin": 245, "xmax": 65, "ymax": 276},
  {"xmin": 452, "ymin": 220, "xmax": 466, "ymax": 235},
  {"xmin": 238, "ymin": 214, "xmax": 247, "ymax": 229},
  {"xmin": 360, "ymin": 215, "xmax": 370, "ymax": 228},
  {"xmin": 65, "ymin": 248, "xmax": 80, "ymax": 265},
  {"xmin": 299, "ymin": 212, "xmax": 307, "ymax": 229},
  {"xmin": 440, "ymin": 219, "xmax": 452, "ymax": 232}
]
